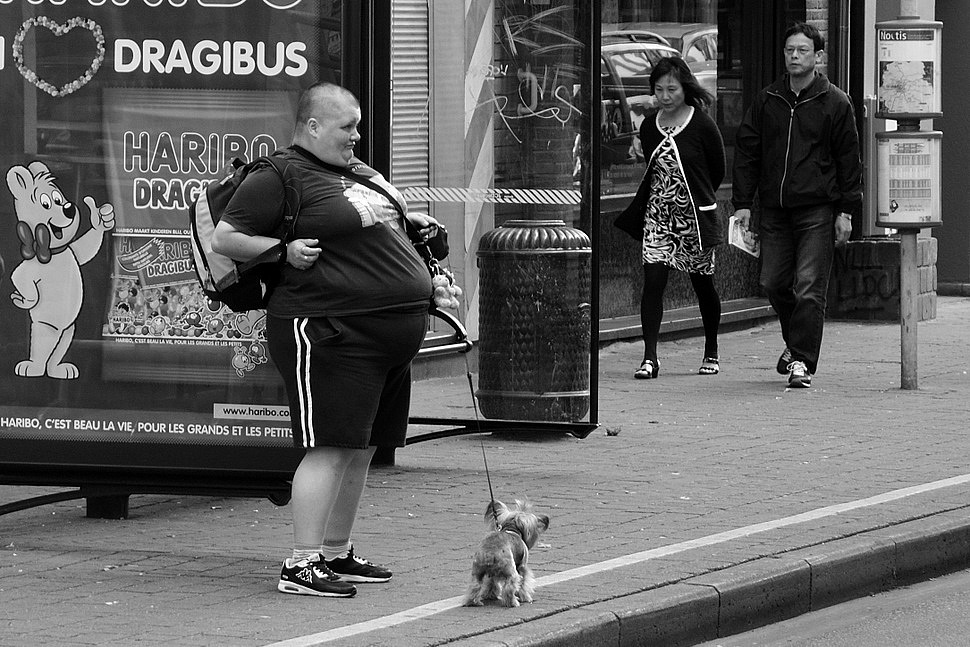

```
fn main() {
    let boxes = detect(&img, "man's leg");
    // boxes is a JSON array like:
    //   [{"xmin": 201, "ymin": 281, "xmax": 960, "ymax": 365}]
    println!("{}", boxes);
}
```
[
  {"xmin": 321, "ymin": 446, "xmax": 377, "ymax": 546},
  {"xmin": 291, "ymin": 446, "xmax": 368, "ymax": 549},
  {"xmin": 758, "ymin": 208, "xmax": 796, "ymax": 346},
  {"xmin": 788, "ymin": 204, "xmax": 836, "ymax": 375},
  {"xmin": 277, "ymin": 446, "xmax": 363, "ymax": 597},
  {"xmin": 316, "ymin": 445, "xmax": 394, "ymax": 582}
]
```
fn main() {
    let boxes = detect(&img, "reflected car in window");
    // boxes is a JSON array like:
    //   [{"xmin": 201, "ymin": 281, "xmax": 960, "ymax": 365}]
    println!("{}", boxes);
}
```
[
  {"xmin": 604, "ymin": 22, "xmax": 717, "ymax": 100},
  {"xmin": 599, "ymin": 23, "xmax": 717, "ymax": 169},
  {"xmin": 600, "ymin": 40, "xmax": 679, "ymax": 166}
]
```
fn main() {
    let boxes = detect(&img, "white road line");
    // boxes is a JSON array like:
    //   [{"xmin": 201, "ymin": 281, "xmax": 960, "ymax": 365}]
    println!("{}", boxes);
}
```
[{"xmin": 263, "ymin": 473, "xmax": 970, "ymax": 646}]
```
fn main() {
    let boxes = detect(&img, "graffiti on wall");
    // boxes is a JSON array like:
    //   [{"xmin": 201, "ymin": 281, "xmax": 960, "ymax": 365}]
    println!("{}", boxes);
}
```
[{"xmin": 828, "ymin": 242, "xmax": 901, "ymax": 319}]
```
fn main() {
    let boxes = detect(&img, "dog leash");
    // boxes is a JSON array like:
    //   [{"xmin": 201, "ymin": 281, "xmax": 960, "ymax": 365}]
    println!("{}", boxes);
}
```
[
  {"xmin": 462, "ymin": 351, "xmax": 501, "ymax": 530},
  {"xmin": 469, "ymin": 372, "xmax": 500, "ymax": 530},
  {"xmin": 455, "ymin": 292, "xmax": 501, "ymax": 530}
]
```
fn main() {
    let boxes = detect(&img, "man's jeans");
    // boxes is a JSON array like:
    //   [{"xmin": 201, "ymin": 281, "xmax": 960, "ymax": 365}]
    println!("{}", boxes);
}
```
[{"xmin": 759, "ymin": 204, "xmax": 836, "ymax": 375}]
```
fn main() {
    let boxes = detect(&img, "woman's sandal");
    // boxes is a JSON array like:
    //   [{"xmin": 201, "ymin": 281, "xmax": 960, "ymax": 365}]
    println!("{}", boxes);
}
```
[
  {"xmin": 698, "ymin": 357, "xmax": 720, "ymax": 375},
  {"xmin": 634, "ymin": 359, "xmax": 660, "ymax": 380}
]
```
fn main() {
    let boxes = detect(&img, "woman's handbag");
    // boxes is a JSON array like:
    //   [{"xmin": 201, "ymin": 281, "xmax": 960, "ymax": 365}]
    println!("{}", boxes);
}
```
[
  {"xmin": 613, "ymin": 207, "xmax": 644, "ymax": 241},
  {"xmin": 613, "ymin": 171, "xmax": 652, "ymax": 241}
]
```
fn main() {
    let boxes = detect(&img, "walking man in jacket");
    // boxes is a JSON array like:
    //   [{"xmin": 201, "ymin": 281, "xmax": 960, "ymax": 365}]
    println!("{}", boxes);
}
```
[{"xmin": 732, "ymin": 22, "xmax": 863, "ymax": 388}]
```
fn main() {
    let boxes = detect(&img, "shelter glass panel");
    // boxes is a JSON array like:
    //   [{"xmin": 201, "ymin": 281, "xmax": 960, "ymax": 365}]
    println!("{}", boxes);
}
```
[{"xmin": 407, "ymin": 1, "xmax": 598, "ymax": 432}]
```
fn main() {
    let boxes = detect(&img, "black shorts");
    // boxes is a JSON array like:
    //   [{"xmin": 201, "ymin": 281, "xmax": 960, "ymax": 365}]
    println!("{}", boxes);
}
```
[{"xmin": 267, "ymin": 310, "xmax": 428, "ymax": 449}]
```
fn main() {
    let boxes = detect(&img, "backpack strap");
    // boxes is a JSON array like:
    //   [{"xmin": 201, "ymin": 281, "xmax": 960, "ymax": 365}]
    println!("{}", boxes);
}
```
[
  {"xmin": 287, "ymin": 146, "xmax": 426, "ymax": 245},
  {"xmin": 235, "ymin": 154, "xmax": 302, "ymax": 274},
  {"xmin": 256, "ymin": 154, "xmax": 303, "ymax": 242}
]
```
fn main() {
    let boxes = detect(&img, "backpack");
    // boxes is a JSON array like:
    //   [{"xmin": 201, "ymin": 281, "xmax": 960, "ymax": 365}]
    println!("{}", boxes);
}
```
[{"xmin": 189, "ymin": 154, "xmax": 301, "ymax": 313}]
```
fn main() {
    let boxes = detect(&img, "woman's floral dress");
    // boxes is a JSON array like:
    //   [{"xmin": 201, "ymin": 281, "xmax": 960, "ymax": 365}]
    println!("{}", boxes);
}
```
[{"xmin": 642, "ymin": 117, "xmax": 715, "ymax": 275}]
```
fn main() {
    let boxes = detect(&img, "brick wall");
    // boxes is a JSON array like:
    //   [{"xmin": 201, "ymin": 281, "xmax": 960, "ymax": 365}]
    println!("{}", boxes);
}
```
[{"xmin": 807, "ymin": 0, "xmax": 829, "ymax": 77}]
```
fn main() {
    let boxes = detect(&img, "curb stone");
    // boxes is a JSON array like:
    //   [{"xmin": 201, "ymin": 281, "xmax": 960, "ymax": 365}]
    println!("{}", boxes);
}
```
[
  {"xmin": 684, "ymin": 557, "xmax": 812, "ymax": 638},
  {"xmin": 587, "ymin": 584, "xmax": 720, "ymax": 646},
  {"xmin": 431, "ymin": 509, "xmax": 970, "ymax": 647}
]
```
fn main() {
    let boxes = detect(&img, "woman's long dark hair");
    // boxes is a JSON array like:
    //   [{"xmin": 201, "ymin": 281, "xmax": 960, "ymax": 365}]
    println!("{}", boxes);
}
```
[{"xmin": 648, "ymin": 57, "xmax": 713, "ymax": 108}]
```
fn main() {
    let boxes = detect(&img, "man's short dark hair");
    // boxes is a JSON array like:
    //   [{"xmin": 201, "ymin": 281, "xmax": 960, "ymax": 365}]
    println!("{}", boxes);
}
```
[
  {"xmin": 785, "ymin": 22, "xmax": 824, "ymax": 52},
  {"xmin": 295, "ymin": 83, "xmax": 359, "ymax": 125}
]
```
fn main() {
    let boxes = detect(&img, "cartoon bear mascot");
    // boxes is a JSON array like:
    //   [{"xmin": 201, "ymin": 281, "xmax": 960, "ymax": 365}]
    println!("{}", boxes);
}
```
[{"xmin": 6, "ymin": 161, "xmax": 115, "ymax": 378}]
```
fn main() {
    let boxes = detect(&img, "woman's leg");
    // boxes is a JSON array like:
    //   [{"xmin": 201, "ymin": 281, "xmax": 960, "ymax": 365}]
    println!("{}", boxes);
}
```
[
  {"xmin": 640, "ymin": 262, "xmax": 670, "ymax": 363},
  {"xmin": 689, "ymin": 272, "xmax": 721, "ymax": 359}
]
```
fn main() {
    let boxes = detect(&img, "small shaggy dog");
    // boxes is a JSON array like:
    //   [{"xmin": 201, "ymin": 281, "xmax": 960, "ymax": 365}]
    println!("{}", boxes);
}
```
[{"xmin": 463, "ymin": 499, "xmax": 550, "ymax": 607}]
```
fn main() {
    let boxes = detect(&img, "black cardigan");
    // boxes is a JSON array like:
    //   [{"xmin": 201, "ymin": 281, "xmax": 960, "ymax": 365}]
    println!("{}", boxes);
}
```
[{"xmin": 614, "ymin": 107, "xmax": 726, "ymax": 249}]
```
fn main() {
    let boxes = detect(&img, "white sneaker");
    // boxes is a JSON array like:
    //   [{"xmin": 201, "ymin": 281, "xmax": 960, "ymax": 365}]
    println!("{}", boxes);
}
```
[{"xmin": 787, "ymin": 360, "xmax": 812, "ymax": 388}]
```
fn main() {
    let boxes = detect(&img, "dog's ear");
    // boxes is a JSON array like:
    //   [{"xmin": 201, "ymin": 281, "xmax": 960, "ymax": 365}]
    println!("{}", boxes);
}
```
[
  {"xmin": 485, "ymin": 500, "xmax": 507, "ymax": 525},
  {"xmin": 537, "ymin": 514, "xmax": 550, "ymax": 532}
]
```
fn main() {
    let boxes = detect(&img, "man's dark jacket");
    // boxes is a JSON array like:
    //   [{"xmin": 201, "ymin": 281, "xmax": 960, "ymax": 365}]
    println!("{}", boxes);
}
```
[{"xmin": 731, "ymin": 73, "xmax": 863, "ymax": 216}]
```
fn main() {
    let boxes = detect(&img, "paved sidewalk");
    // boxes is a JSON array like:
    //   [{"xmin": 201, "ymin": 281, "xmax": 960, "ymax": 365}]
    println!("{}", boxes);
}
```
[{"xmin": 1, "ymin": 297, "xmax": 969, "ymax": 646}]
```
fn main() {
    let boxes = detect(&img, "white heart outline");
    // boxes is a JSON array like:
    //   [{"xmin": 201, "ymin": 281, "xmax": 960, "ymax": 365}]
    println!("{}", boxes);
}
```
[{"xmin": 13, "ymin": 16, "xmax": 106, "ymax": 98}]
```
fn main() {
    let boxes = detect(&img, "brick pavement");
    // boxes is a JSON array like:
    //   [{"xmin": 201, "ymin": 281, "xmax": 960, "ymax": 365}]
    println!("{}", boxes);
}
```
[{"xmin": 1, "ymin": 297, "xmax": 968, "ymax": 646}]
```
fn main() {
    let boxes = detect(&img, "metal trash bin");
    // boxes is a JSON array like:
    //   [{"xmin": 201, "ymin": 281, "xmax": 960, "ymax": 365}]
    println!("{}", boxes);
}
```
[{"xmin": 476, "ymin": 219, "xmax": 591, "ymax": 422}]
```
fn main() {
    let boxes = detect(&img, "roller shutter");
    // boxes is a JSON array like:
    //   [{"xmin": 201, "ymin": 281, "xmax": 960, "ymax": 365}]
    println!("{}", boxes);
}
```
[{"xmin": 391, "ymin": 0, "xmax": 430, "ymax": 213}]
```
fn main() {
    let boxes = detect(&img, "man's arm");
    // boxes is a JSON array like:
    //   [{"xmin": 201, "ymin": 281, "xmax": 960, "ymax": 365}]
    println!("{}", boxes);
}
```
[
  {"xmin": 212, "ymin": 166, "xmax": 319, "ymax": 267},
  {"xmin": 731, "ymin": 98, "xmax": 763, "ymax": 211},
  {"xmin": 832, "ymin": 96, "xmax": 864, "ymax": 217},
  {"xmin": 211, "ymin": 220, "xmax": 283, "ymax": 262}
]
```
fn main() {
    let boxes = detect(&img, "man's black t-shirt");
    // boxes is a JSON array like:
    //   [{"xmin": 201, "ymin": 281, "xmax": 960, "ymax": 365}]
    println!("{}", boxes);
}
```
[{"xmin": 222, "ymin": 147, "xmax": 432, "ymax": 317}]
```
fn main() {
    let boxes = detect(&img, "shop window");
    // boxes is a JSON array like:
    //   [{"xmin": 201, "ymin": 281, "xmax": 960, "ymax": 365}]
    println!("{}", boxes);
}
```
[{"xmin": 597, "ymin": 0, "xmax": 805, "ymax": 321}]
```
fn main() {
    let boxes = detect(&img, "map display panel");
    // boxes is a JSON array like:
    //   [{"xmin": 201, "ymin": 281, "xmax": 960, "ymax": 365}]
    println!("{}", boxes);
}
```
[{"xmin": 877, "ymin": 26, "xmax": 941, "ymax": 117}]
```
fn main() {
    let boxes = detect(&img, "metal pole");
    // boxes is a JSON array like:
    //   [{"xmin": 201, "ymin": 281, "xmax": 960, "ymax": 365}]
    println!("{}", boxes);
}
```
[
  {"xmin": 894, "ymin": 0, "xmax": 923, "ymax": 390},
  {"xmin": 899, "ymin": 229, "xmax": 918, "ymax": 389}
]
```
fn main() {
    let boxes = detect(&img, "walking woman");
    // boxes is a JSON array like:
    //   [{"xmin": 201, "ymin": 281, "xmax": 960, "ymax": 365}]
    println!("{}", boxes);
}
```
[{"xmin": 614, "ymin": 56, "xmax": 726, "ymax": 379}]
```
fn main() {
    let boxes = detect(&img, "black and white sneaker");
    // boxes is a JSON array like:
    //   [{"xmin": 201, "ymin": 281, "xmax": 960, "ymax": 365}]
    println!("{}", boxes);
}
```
[
  {"xmin": 278, "ymin": 555, "xmax": 357, "ymax": 597},
  {"xmin": 787, "ymin": 360, "xmax": 812, "ymax": 388},
  {"xmin": 325, "ymin": 546, "xmax": 392, "ymax": 583},
  {"xmin": 776, "ymin": 347, "xmax": 793, "ymax": 375}
]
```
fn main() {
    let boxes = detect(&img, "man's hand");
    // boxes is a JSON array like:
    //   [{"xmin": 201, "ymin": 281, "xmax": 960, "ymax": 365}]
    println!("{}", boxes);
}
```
[
  {"xmin": 835, "ymin": 213, "xmax": 852, "ymax": 246},
  {"xmin": 287, "ymin": 238, "xmax": 321, "ymax": 270},
  {"xmin": 406, "ymin": 212, "xmax": 442, "ymax": 241}
]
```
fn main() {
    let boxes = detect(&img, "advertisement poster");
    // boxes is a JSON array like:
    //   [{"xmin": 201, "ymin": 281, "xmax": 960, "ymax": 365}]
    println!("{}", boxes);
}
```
[
  {"xmin": 0, "ymin": 0, "xmax": 341, "ymax": 448},
  {"xmin": 98, "ymin": 89, "xmax": 294, "ymax": 384}
]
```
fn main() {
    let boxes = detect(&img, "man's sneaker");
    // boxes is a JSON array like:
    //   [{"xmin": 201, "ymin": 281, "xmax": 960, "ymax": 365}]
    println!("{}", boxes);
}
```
[
  {"xmin": 278, "ymin": 555, "xmax": 357, "ymax": 597},
  {"xmin": 776, "ymin": 347, "xmax": 793, "ymax": 374},
  {"xmin": 787, "ymin": 360, "xmax": 812, "ymax": 388},
  {"xmin": 325, "ymin": 546, "xmax": 392, "ymax": 583}
]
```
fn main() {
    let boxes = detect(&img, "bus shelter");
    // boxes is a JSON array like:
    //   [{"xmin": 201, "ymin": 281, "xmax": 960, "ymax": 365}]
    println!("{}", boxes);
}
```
[{"xmin": 0, "ymin": 0, "xmax": 601, "ymax": 514}]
